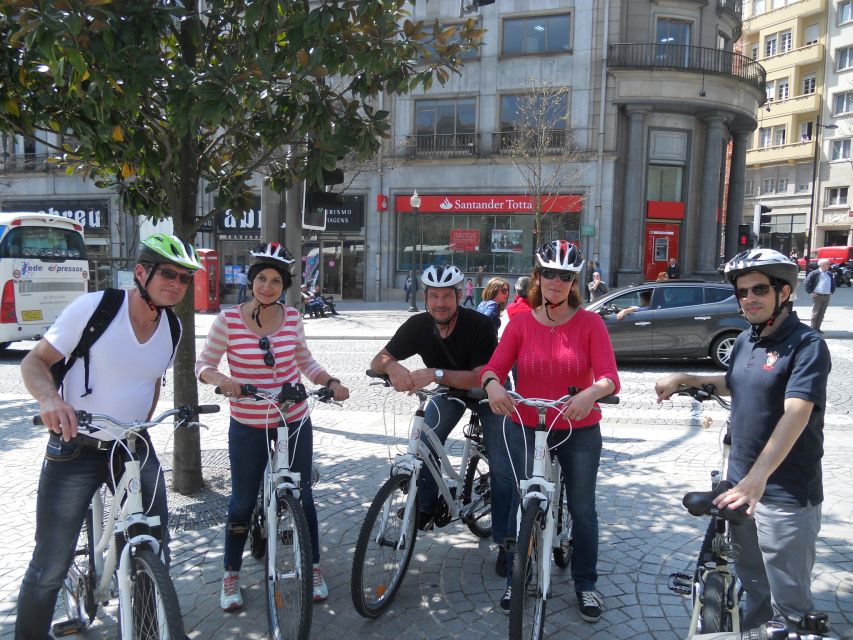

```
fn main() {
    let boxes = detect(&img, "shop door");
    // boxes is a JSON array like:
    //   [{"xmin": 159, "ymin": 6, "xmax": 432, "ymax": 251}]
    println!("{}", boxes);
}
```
[
  {"xmin": 644, "ymin": 223, "xmax": 680, "ymax": 281},
  {"xmin": 342, "ymin": 240, "xmax": 364, "ymax": 299},
  {"xmin": 320, "ymin": 241, "xmax": 342, "ymax": 297}
]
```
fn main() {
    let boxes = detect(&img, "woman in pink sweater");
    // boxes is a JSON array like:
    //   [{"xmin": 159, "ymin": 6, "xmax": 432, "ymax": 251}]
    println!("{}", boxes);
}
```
[
  {"xmin": 196, "ymin": 243, "xmax": 349, "ymax": 611},
  {"xmin": 480, "ymin": 240, "xmax": 619, "ymax": 624}
]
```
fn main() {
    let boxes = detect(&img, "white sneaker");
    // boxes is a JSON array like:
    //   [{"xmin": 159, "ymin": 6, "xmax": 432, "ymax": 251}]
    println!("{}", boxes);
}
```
[
  {"xmin": 220, "ymin": 571, "xmax": 243, "ymax": 611},
  {"xmin": 312, "ymin": 564, "xmax": 329, "ymax": 603}
]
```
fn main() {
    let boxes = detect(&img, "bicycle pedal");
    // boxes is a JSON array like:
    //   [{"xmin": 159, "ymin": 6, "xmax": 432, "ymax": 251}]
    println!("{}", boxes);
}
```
[
  {"xmin": 52, "ymin": 620, "xmax": 87, "ymax": 637},
  {"xmin": 668, "ymin": 572, "xmax": 692, "ymax": 596}
]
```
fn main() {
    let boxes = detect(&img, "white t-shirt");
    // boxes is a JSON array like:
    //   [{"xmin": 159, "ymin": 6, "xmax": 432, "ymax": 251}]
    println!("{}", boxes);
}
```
[{"xmin": 45, "ymin": 291, "xmax": 181, "ymax": 438}]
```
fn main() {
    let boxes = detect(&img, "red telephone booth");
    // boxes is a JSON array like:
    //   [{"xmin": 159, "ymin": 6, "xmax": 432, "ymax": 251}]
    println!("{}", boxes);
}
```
[{"xmin": 194, "ymin": 249, "xmax": 220, "ymax": 313}]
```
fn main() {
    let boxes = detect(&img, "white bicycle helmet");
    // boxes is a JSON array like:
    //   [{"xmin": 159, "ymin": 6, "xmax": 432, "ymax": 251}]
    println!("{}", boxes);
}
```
[
  {"xmin": 421, "ymin": 264, "xmax": 465, "ymax": 288},
  {"xmin": 723, "ymin": 248, "xmax": 798, "ymax": 291},
  {"xmin": 250, "ymin": 242, "xmax": 295, "ymax": 265},
  {"xmin": 535, "ymin": 240, "xmax": 585, "ymax": 272}
]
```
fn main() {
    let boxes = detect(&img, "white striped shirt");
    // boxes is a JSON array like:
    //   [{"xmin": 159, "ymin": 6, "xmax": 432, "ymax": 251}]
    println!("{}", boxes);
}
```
[{"xmin": 195, "ymin": 304, "xmax": 325, "ymax": 427}]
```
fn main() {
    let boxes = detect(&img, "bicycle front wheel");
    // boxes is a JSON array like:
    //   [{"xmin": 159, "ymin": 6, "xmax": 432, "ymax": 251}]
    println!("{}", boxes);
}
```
[
  {"xmin": 266, "ymin": 493, "xmax": 313, "ymax": 640},
  {"xmin": 122, "ymin": 546, "xmax": 184, "ymax": 639},
  {"xmin": 509, "ymin": 499, "xmax": 547, "ymax": 640},
  {"xmin": 351, "ymin": 474, "xmax": 418, "ymax": 618},
  {"xmin": 462, "ymin": 451, "xmax": 492, "ymax": 539}
]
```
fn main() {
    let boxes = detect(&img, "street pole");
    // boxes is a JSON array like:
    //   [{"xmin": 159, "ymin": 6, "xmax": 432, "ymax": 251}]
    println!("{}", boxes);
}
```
[{"xmin": 408, "ymin": 190, "xmax": 421, "ymax": 312}]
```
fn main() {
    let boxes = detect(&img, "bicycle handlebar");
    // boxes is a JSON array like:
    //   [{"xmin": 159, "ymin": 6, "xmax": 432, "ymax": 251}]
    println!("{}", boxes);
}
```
[
  {"xmin": 365, "ymin": 369, "xmax": 483, "ymax": 403},
  {"xmin": 507, "ymin": 389, "xmax": 620, "ymax": 407},
  {"xmin": 672, "ymin": 384, "xmax": 731, "ymax": 410},
  {"xmin": 33, "ymin": 404, "xmax": 220, "ymax": 430},
  {"xmin": 214, "ymin": 382, "xmax": 335, "ymax": 404}
]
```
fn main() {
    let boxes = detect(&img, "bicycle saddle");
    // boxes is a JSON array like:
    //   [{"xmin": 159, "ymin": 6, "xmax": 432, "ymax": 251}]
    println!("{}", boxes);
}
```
[{"xmin": 682, "ymin": 480, "xmax": 751, "ymax": 523}]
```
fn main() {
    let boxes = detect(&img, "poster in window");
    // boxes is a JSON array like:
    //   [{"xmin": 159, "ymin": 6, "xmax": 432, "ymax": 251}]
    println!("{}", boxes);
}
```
[
  {"xmin": 449, "ymin": 228, "xmax": 480, "ymax": 252},
  {"xmin": 491, "ymin": 229, "xmax": 523, "ymax": 253}
]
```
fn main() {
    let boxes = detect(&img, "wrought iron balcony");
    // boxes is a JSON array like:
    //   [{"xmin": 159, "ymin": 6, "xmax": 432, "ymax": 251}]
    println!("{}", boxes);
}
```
[
  {"xmin": 492, "ymin": 129, "xmax": 570, "ymax": 155},
  {"xmin": 0, "ymin": 153, "xmax": 53, "ymax": 173},
  {"xmin": 406, "ymin": 133, "xmax": 478, "ymax": 158},
  {"xmin": 608, "ymin": 43, "xmax": 766, "ymax": 97}
]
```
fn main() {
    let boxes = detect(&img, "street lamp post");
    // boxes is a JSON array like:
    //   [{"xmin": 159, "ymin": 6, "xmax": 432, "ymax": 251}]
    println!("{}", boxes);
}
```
[
  {"xmin": 408, "ymin": 190, "xmax": 421, "ymax": 312},
  {"xmin": 805, "ymin": 117, "xmax": 837, "ymax": 260}
]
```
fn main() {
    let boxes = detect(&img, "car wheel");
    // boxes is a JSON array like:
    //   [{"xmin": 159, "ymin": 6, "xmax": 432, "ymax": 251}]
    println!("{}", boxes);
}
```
[{"xmin": 711, "ymin": 333, "xmax": 737, "ymax": 370}]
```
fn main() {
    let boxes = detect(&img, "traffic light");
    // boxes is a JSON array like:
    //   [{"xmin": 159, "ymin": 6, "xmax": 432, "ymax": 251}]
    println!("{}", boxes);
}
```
[
  {"xmin": 302, "ymin": 185, "xmax": 342, "ymax": 231},
  {"xmin": 752, "ymin": 204, "xmax": 772, "ymax": 236},
  {"xmin": 738, "ymin": 224, "xmax": 751, "ymax": 250}
]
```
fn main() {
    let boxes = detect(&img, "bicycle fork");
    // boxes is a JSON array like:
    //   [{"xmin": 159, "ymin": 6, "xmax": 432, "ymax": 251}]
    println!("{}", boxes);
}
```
[{"xmin": 266, "ymin": 428, "xmax": 303, "ymax": 583}]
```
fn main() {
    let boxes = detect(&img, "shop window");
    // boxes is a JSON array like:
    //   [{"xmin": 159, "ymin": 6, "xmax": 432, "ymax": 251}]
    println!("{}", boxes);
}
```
[{"xmin": 502, "ymin": 13, "xmax": 571, "ymax": 56}]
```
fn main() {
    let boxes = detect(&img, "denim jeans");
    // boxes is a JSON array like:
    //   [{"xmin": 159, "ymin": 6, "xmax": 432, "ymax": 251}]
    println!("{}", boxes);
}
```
[
  {"xmin": 224, "ymin": 417, "xmax": 319, "ymax": 571},
  {"xmin": 505, "ymin": 423, "xmax": 602, "ymax": 593},
  {"xmin": 480, "ymin": 410, "xmax": 527, "ymax": 549},
  {"xmin": 16, "ymin": 433, "xmax": 168, "ymax": 640}
]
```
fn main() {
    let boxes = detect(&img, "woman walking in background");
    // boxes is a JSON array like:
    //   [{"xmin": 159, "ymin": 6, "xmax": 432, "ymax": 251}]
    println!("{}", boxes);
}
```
[{"xmin": 476, "ymin": 277, "xmax": 510, "ymax": 334}]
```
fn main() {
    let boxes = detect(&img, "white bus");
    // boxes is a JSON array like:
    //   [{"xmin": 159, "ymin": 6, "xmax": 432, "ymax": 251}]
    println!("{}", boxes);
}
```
[{"xmin": 0, "ymin": 212, "xmax": 88, "ymax": 348}]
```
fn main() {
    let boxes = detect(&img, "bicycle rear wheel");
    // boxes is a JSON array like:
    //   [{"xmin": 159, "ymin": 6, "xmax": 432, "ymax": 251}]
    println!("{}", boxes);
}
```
[
  {"xmin": 509, "ymin": 499, "xmax": 547, "ymax": 640},
  {"xmin": 699, "ymin": 571, "xmax": 726, "ymax": 633},
  {"xmin": 122, "ymin": 546, "xmax": 184, "ymax": 639},
  {"xmin": 462, "ymin": 450, "xmax": 492, "ymax": 539},
  {"xmin": 54, "ymin": 509, "xmax": 98, "ymax": 635},
  {"xmin": 351, "ymin": 474, "xmax": 418, "ymax": 618},
  {"xmin": 266, "ymin": 493, "xmax": 312, "ymax": 640},
  {"xmin": 552, "ymin": 480, "xmax": 571, "ymax": 569}
]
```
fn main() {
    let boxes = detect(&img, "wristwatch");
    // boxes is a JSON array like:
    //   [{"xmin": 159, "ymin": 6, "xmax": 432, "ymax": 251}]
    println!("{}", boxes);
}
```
[{"xmin": 434, "ymin": 369, "xmax": 445, "ymax": 384}]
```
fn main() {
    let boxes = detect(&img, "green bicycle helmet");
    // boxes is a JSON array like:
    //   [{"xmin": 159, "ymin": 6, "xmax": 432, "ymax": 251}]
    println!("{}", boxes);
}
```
[{"xmin": 136, "ymin": 233, "xmax": 204, "ymax": 272}]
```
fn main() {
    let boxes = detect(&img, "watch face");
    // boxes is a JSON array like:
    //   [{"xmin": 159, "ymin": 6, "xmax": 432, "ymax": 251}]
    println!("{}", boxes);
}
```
[{"xmin": 435, "ymin": 369, "xmax": 445, "ymax": 380}]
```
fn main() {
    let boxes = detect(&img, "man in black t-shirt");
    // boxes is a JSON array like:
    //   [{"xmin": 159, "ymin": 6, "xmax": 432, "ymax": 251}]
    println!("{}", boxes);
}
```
[
  {"xmin": 655, "ymin": 249, "xmax": 830, "ymax": 627},
  {"xmin": 371, "ymin": 264, "xmax": 517, "ymax": 576}
]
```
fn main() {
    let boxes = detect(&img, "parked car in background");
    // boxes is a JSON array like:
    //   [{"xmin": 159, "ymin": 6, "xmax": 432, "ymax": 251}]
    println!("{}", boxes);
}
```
[
  {"xmin": 586, "ymin": 280, "xmax": 749, "ymax": 369},
  {"xmin": 800, "ymin": 246, "xmax": 853, "ymax": 272}
]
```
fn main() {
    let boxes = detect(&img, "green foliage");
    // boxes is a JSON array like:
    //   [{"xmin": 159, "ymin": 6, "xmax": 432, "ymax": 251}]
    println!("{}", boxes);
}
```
[{"xmin": 0, "ymin": 0, "xmax": 483, "ymax": 230}]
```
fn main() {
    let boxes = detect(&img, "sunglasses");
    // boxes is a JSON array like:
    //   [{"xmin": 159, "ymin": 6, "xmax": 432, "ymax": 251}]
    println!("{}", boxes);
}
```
[
  {"xmin": 736, "ymin": 283, "xmax": 775, "ymax": 299},
  {"xmin": 259, "ymin": 337, "xmax": 275, "ymax": 367},
  {"xmin": 156, "ymin": 267, "xmax": 193, "ymax": 285},
  {"xmin": 499, "ymin": 286, "xmax": 510, "ymax": 293},
  {"xmin": 540, "ymin": 268, "xmax": 575, "ymax": 282}
]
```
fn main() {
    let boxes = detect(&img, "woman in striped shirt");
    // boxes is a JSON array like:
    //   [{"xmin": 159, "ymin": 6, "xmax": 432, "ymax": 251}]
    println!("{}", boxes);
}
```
[{"xmin": 196, "ymin": 243, "xmax": 349, "ymax": 611}]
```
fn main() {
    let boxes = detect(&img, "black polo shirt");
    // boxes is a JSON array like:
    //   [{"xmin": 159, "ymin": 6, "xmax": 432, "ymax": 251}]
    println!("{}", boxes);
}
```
[
  {"xmin": 384, "ymin": 306, "xmax": 497, "ymax": 371},
  {"xmin": 724, "ymin": 311, "xmax": 831, "ymax": 506}
]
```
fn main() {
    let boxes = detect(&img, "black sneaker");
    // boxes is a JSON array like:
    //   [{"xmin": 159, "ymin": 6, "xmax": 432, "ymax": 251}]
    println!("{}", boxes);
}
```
[
  {"xmin": 577, "ymin": 590, "xmax": 603, "ymax": 623},
  {"xmin": 499, "ymin": 585, "xmax": 512, "ymax": 613},
  {"xmin": 495, "ymin": 547, "xmax": 507, "ymax": 578}
]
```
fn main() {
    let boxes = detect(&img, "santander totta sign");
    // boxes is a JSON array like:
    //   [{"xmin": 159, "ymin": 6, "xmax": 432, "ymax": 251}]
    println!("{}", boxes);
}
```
[{"xmin": 394, "ymin": 194, "xmax": 583, "ymax": 213}]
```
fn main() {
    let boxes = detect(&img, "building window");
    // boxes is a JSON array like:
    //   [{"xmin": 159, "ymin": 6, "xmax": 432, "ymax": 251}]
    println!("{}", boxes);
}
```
[
  {"xmin": 771, "ymin": 0, "xmax": 788, "ymax": 8},
  {"xmin": 800, "ymin": 121, "xmax": 813, "ymax": 141},
  {"xmin": 762, "ymin": 178, "xmax": 776, "ymax": 194},
  {"xmin": 420, "ymin": 23, "xmax": 481, "ymax": 60},
  {"xmin": 499, "ymin": 92, "xmax": 570, "ymax": 151},
  {"xmin": 776, "ymin": 178, "xmax": 788, "ymax": 193},
  {"xmin": 414, "ymin": 98, "xmax": 476, "ymax": 155},
  {"xmin": 804, "ymin": 23, "xmax": 819, "ymax": 46},
  {"xmin": 656, "ymin": 18, "xmax": 692, "ymax": 46},
  {"xmin": 502, "ymin": 13, "xmax": 571, "ymax": 56},
  {"xmin": 841, "ymin": 1, "xmax": 853, "ymax": 24},
  {"xmin": 780, "ymin": 30, "xmax": 792, "ymax": 53},
  {"xmin": 774, "ymin": 126, "xmax": 786, "ymax": 146},
  {"xmin": 776, "ymin": 79, "xmax": 789, "ymax": 101},
  {"xmin": 765, "ymin": 34, "xmax": 777, "ymax": 57},
  {"xmin": 745, "ymin": 179, "xmax": 754, "ymax": 196},
  {"xmin": 831, "ymin": 139, "xmax": 852, "ymax": 160},
  {"xmin": 751, "ymin": 44, "xmax": 759, "ymax": 60},
  {"xmin": 759, "ymin": 127, "xmax": 772, "ymax": 148},
  {"xmin": 718, "ymin": 32, "xmax": 732, "ymax": 52},
  {"xmin": 753, "ymin": 0, "xmax": 765, "ymax": 16},
  {"xmin": 802, "ymin": 73, "xmax": 816, "ymax": 95},
  {"xmin": 838, "ymin": 47, "xmax": 853, "ymax": 71},
  {"xmin": 833, "ymin": 90, "xmax": 853, "ymax": 115},
  {"xmin": 765, "ymin": 80, "xmax": 775, "ymax": 102},
  {"xmin": 826, "ymin": 187, "xmax": 848, "ymax": 206},
  {"xmin": 647, "ymin": 165, "xmax": 684, "ymax": 201}
]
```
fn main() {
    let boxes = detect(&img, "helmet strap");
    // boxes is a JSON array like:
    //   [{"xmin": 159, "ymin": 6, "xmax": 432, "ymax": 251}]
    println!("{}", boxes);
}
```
[
  {"xmin": 738, "ymin": 283, "xmax": 789, "ymax": 340},
  {"xmin": 542, "ymin": 295, "xmax": 567, "ymax": 322},
  {"xmin": 251, "ymin": 301, "xmax": 277, "ymax": 327},
  {"xmin": 133, "ymin": 265, "xmax": 165, "ymax": 318}
]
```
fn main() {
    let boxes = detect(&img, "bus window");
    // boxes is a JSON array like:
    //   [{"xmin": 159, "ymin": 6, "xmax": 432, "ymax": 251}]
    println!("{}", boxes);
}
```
[{"xmin": 0, "ymin": 225, "xmax": 87, "ymax": 260}]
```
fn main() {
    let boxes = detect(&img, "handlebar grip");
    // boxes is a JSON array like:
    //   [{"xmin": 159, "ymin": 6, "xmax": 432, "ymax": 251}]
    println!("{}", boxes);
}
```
[
  {"xmin": 214, "ymin": 385, "xmax": 257, "ymax": 396},
  {"xmin": 597, "ymin": 395, "xmax": 620, "ymax": 405},
  {"xmin": 33, "ymin": 410, "xmax": 93, "ymax": 427},
  {"xmin": 366, "ymin": 369, "xmax": 388, "ymax": 380},
  {"xmin": 196, "ymin": 405, "xmax": 221, "ymax": 414},
  {"xmin": 33, "ymin": 415, "xmax": 44, "ymax": 426},
  {"xmin": 468, "ymin": 387, "xmax": 487, "ymax": 401}
]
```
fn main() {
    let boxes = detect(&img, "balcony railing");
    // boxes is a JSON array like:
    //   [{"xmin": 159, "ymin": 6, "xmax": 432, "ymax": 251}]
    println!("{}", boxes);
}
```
[
  {"xmin": 407, "ymin": 133, "xmax": 478, "ymax": 158},
  {"xmin": 492, "ymin": 129, "xmax": 571, "ymax": 155},
  {"xmin": 608, "ymin": 43, "xmax": 766, "ymax": 97},
  {"xmin": 0, "ymin": 153, "xmax": 54, "ymax": 173}
]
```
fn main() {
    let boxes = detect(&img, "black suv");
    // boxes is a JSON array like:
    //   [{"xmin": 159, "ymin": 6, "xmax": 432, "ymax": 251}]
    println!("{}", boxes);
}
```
[{"xmin": 586, "ymin": 280, "xmax": 748, "ymax": 369}]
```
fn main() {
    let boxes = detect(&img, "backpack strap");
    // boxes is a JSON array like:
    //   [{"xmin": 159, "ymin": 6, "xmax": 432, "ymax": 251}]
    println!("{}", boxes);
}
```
[
  {"xmin": 163, "ymin": 306, "xmax": 181, "ymax": 364},
  {"xmin": 51, "ymin": 288, "xmax": 125, "ymax": 397}
]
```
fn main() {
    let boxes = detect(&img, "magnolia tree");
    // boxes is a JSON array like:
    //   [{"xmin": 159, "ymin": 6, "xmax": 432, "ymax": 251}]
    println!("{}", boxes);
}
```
[
  {"xmin": 504, "ymin": 79, "xmax": 583, "ymax": 246},
  {"xmin": 0, "ymin": 0, "xmax": 482, "ymax": 493}
]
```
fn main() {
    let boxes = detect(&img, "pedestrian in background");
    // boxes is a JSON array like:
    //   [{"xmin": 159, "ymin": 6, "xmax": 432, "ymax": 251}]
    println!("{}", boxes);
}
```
[
  {"xmin": 666, "ymin": 257, "xmax": 681, "ymax": 280},
  {"xmin": 804, "ymin": 258, "xmax": 835, "ymax": 333},
  {"xmin": 462, "ymin": 278, "xmax": 475, "ymax": 307},
  {"xmin": 587, "ymin": 271, "xmax": 608, "ymax": 302},
  {"xmin": 236, "ymin": 266, "xmax": 248, "ymax": 304},
  {"xmin": 476, "ymin": 277, "xmax": 510, "ymax": 333},
  {"xmin": 475, "ymin": 265, "xmax": 485, "ymax": 287},
  {"xmin": 506, "ymin": 276, "xmax": 532, "ymax": 319}
]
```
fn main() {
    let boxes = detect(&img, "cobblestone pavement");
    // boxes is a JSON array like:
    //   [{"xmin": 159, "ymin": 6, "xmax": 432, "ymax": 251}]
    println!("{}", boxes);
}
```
[{"xmin": 0, "ymin": 290, "xmax": 851, "ymax": 639}]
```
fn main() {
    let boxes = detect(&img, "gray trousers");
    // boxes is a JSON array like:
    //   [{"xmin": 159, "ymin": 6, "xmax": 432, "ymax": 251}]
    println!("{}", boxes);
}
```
[
  {"xmin": 731, "ymin": 500, "xmax": 822, "ymax": 628},
  {"xmin": 810, "ymin": 293, "xmax": 831, "ymax": 331}
]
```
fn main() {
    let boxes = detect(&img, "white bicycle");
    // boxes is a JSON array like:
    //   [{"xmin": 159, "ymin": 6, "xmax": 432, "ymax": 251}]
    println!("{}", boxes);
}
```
[{"xmin": 41, "ymin": 403, "xmax": 220, "ymax": 639}]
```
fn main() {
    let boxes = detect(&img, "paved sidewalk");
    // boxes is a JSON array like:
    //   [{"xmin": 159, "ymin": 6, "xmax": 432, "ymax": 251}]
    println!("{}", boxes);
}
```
[{"xmin": 0, "ymin": 290, "xmax": 851, "ymax": 639}]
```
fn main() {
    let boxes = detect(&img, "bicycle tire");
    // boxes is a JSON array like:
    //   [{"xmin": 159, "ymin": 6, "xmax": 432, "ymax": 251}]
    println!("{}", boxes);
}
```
[
  {"xmin": 121, "ymin": 546, "xmax": 185, "ymax": 639},
  {"xmin": 509, "ymin": 499, "xmax": 547, "ymax": 640},
  {"xmin": 55, "ymin": 508, "xmax": 98, "ymax": 633},
  {"xmin": 552, "ymin": 480, "xmax": 571, "ymax": 569},
  {"xmin": 462, "ymin": 451, "xmax": 492, "ymax": 539},
  {"xmin": 266, "ymin": 493, "xmax": 313, "ymax": 640},
  {"xmin": 700, "ymin": 571, "xmax": 726, "ymax": 633},
  {"xmin": 351, "ymin": 474, "xmax": 418, "ymax": 618}
]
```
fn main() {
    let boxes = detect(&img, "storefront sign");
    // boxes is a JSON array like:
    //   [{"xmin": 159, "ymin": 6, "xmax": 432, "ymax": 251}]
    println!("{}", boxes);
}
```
[
  {"xmin": 324, "ymin": 195, "xmax": 364, "ymax": 231},
  {"xmin": 2, "ymin": 199, "xmax": 110, "ymax": 234},
  {"xmin": 395, "ymin": 194, "xmax": 583, "ymax": 214},
  {"xmin": 216, "ymin": 197, "xmax": 262, "ymax": 235},
  {"xmin": 449, "ymin": 228, "xmax": 480, "ymax": 252}
]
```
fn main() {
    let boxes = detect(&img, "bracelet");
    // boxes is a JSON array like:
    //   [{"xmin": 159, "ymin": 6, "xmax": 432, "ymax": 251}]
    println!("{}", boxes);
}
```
[
  {"xmin": 482, "ymin": 377, "xmax": 499, "ymax": 391},
  {"xmin": 326, "ymin": 377, "xmax": 340, "ymax": 388}
]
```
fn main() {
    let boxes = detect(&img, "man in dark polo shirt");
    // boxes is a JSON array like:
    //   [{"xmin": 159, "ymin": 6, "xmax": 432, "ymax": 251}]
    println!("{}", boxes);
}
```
[
  {"xmin": 655, "ymin": 248, "xmax": 830, "ymax": 627},
  {"xmin": 370, "ymin": 264, "xmax": 519, "ymax": 577}
]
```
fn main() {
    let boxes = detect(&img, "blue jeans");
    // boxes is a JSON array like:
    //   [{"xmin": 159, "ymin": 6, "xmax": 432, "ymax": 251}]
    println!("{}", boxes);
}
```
[
  {"xmin": 505, "ymin": 423, "xmax": 602, "ymax": 593},
  {"xmin": 237, "ymin": 284, "xmax": 248, "ymax": 304},
  {"xmin": 224, "ymin": 417, "xmax": 319, "ymax": 570},
  {"xmin": 16, "ymin": 433, "xmax": 168, "ymax": 640},
  {"xmin": 480, "ymin": 411, "xmax": 527, "ymax": 549},
  {"xmin": 417, "ymin": 395, "xmax": 467, "ymax": 515}
]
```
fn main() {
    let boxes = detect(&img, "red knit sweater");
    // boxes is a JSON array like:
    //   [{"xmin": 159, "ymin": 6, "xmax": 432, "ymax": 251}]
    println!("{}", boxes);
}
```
[{"xmin": 483, "ymin": 308, "xmax": 620, "ymax": 429}]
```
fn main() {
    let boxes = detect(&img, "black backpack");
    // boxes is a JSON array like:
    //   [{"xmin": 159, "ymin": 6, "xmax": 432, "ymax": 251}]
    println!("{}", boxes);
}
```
[{"xmin": 50, "ymin": 288, "xmax": 180, "ymax": 398}]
